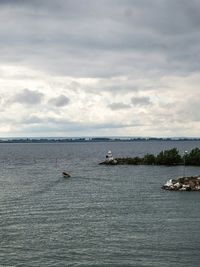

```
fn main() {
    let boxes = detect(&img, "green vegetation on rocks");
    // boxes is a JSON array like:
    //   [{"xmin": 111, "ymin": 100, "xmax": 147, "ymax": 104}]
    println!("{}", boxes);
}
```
[
  {"xmin": 100, "ymin": 147, "xmax": 200, "ymax": 166},
  {"xmin": 155, "ymin": 148, "xmax": 182, "ymax": 165},
  {"xmin": 185, "ymin": 148, "xmax": 200, "ymax": 166}
]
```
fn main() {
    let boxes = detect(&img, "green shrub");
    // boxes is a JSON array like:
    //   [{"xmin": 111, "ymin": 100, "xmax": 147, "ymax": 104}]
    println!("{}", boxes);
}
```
[
  {"xmin": 143, "ymin": 153, "xmax": 156, "ymax": 165},
  {"xmin": 185, "ymin": 148, "xmax": 200, "ymax": 165},
  {"xmin": 126, "ymin": 157, "xmax": 142, "ymax": 165},
  {"xmin": 156, "ymin": 148, "xmax": 182, "ymax": 165}
]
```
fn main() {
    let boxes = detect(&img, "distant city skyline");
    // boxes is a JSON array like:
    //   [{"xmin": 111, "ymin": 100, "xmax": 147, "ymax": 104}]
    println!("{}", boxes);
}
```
[{"xmin": 0, "ymin": 0, "xmax": 200, "ymax": 137}]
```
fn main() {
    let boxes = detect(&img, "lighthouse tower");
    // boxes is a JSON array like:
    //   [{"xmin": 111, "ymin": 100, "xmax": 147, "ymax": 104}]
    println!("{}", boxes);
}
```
[{"xmin": 106, "ymin": 150, "xmax": 114, "ymax": 162}]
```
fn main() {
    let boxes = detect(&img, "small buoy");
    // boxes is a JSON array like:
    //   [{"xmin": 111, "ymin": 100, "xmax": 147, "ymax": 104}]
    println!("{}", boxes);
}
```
[{"xmin": 62, "ymin": 171, "xmax": 71, "ymax": 178}]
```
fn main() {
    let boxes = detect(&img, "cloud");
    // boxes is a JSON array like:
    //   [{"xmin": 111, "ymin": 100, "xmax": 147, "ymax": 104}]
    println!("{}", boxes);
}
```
[
  {"xmin": 175, "ymin": 97, "xmax": 200, "ymax": 122},
  {"xmin": 0, "ymin": 0, "xmax": 200, "ymax": 78},
  {"xmin": 18, "ymin": 117, "xmax": 145, "ymax": 136},
  {"xmin": 131, "ymin": 96, "xmax": 151, "ymax": 106},
  {"xmin": 48, "ymin": 95, "xmax": 70, "ymax": 107},
  {"xmin": 108, "ymin": 102, "xmax": 131, "ymax": 110},
  {"xmin": 22, "ymin": 115, "xmax": 43, "ymax": 124},
  {"xmin": 0, "ymin": 1, "xmax": 200, "ymax": 137},
  {"xmin": 12, "ymin": 89, "xmax": 44, "ymax": 105}
]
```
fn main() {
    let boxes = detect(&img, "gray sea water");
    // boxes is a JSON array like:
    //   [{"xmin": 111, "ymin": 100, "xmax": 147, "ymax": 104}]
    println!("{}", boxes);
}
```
[{"xmin": 1, "ymin": 141, "xmax": 200, "ymax": 267}]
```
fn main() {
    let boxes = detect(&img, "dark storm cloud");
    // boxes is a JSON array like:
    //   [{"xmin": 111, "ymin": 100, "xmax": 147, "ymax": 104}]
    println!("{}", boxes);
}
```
[
  {"xmin": 48, "ymin": 95, "xmax": 70, "ymax": 107},
  {"xmin": 1, "ymin": 0, "xmax": 200, "ymax": 78},
  {"xmin": 12, "ymin": 89, "xmax": 44, "ymax": 105}
]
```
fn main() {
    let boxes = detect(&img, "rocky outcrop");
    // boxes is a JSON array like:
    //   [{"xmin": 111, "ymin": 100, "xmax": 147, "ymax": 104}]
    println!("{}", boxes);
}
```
[
  {"xmin": 99, "ymin": 159, "xmax": 118, "ymax": 165},
  {"xmin": 100, "ymin": 147, "xmax": 200, "ymax": 166},
  {"xmin": 162, "ymin": 176, "xmax": 200, "ymax": 191},
  {"xmin": 99, "ymin": 157, "xmax": 143, "ymax": 165}
]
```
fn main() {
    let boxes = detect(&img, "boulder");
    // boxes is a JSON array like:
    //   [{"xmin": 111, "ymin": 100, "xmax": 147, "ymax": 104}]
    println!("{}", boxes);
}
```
[{"xmin": 162, "ymin": 176, "xmax": 200, "ymax": 191}]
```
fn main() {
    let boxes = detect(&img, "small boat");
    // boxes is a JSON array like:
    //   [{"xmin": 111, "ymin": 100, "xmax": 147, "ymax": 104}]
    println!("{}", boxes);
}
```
[{"xmin": 62, "ymin": 171, "xmax": 71, "ymax": 178}]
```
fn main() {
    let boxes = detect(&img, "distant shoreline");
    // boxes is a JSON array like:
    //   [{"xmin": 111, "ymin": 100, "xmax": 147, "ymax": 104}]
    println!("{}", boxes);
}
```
[{"xmin": 0, "ymin": 137, "xmax": 200, "ymax": 143}]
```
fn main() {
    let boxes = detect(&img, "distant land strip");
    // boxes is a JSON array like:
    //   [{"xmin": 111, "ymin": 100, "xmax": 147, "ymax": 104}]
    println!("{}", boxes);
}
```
[{"xmin": 0, "ymin": 137, "xmax": 200, "ymax": 143}]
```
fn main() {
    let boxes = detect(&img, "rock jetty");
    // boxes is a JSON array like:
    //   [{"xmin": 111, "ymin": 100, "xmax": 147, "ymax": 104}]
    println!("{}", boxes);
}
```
[
  {"xmin": 99, "ymin": 157, "xmax": 140, "ymax": 165},
  {"xmin": 99, "ymin": 147, "xmax": 200, "ymax": 166},
  {"xmin": 99, "ymin": 149, "xmax": 145, "ymax": 165},
  {"xmin": 162, "ymin": 176, "xmax": 200, "ymax": 191}
]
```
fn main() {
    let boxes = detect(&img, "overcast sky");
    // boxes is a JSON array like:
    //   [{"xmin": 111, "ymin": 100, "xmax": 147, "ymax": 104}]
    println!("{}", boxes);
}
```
[{"xmin": 0, "ymin": 0, "xmax": 200, "ymax": 137}]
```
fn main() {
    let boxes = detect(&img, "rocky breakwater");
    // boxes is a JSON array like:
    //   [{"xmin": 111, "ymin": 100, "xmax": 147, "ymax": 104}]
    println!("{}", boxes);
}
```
[
  {"xmin": 162, "ymin": 176, "xmax": 200, "ymax": 191},
  {"xmin": 99, "ymin": 157, "xmax": 140, "ymax": 165},
  {"xmin": 99, "ymin": 150, "xmax": 143, "ymax": 165}
]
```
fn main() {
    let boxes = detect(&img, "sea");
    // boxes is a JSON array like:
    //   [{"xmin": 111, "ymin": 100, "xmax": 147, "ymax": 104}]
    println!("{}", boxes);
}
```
[{"xmin": 1, "ymin": 141, "xmax": 200, "ymax": 267}]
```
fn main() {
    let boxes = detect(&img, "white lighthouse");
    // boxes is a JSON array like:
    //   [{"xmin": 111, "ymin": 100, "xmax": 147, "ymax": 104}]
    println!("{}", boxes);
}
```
[{"xmin": 106, "ymin": 150, "xmax": 114, "ymax": 162}]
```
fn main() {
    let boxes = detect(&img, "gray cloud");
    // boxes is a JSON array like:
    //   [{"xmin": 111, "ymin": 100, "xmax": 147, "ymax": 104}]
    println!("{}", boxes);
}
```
[
  {"xmin": 176, "ymin": 97, "xmax": 200, "ymax": 122},
  {"xmin": 0, "ymin": 0, "xmax": 200, "ymax": 78},
  {"xmin": 131, "ymin": 96, "xmax": 151, "ymax": 106},
  {"xmin": 12, "ymin": 89, "xmax": 44, "ymax": 105},
  {"xmin": 0, "ymin": 0, "xmax": 200, "ymax": 137},
  {"xmin": 48, "ymin": 95, "xmax": 70, "ymax": 107},
  {"xmin": 22, "ymin": 115, "xmax": 43, "ymax": 124},
  {"xmin": 108, "ymin": 102, "xmax": 131, "ymax": 110}
]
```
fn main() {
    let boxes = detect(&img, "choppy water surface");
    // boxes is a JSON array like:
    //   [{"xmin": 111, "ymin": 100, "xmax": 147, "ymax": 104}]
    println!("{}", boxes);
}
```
[{"xmin": 1, "ymin": 141, "xmax": 200, "ymax": 267}]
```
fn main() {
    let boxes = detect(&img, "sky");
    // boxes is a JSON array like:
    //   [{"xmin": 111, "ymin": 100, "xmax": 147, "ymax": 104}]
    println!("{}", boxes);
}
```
[{"xmin": 0, "ymin": 0, "xmax": 200, "ymax": 138}]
